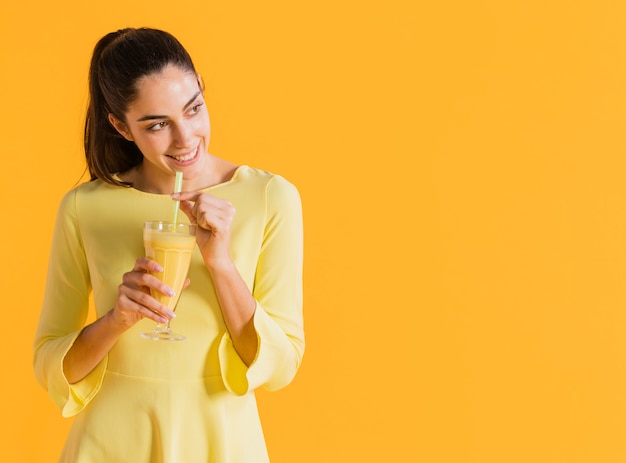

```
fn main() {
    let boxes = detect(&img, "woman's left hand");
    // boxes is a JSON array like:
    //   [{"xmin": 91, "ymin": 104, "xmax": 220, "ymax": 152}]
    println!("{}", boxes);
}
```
[{"xmin": 172, "ymin": 191, "xmax": 235, "ymax": 268}]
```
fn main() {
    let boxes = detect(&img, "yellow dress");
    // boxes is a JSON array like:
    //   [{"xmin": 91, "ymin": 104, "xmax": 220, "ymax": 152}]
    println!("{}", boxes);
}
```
[{"xmin": 33, "ymin": 166, "xmax": 304, "ymax": 462}]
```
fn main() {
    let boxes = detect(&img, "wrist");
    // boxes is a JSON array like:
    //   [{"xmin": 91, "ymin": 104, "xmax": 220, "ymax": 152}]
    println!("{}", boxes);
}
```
[
  {"xmin": 204, "ymin": 255, "xmax": 236, "ymax": 275},
  {"xmin": 104, "ymin": 308, "xmax": 133, "ymax": 334}
]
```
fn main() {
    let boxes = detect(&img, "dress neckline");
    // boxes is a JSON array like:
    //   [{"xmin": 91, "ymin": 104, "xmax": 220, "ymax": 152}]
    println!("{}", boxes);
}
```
[{"xmin": 111, "ymin": 165, "xmax": 247, "ymax": 197}]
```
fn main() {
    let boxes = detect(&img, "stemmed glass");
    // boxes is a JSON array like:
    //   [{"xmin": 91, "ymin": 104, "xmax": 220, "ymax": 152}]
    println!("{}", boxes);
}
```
[{"xmin": 140, "ymin": 221, "xmax": 196, "ymax": 341}]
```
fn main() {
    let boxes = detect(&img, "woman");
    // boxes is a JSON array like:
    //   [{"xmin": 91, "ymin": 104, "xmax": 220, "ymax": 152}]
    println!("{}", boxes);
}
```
[{"xmin": 33, "ymin": 27, "xmax": 304, "ymax": 462}]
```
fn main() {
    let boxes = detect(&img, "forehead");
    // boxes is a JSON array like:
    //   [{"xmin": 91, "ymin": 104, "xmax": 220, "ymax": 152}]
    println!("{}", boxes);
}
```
[{"xmin": 128, "ymin": 65, "xmax": 199, "ymax": 113}]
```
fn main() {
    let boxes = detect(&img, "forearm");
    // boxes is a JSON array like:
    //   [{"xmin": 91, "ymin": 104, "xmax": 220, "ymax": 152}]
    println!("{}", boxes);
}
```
[
  {"xmin": 63, "ymin": 310, "xmax": 127, "ymax": 384},
  {"xmin": 207, "ymin": 259, "xmax": 258, "ymax": 366}
]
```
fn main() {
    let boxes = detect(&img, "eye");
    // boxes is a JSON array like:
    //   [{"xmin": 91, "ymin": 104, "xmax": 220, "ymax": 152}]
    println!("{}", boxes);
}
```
[
  {"xmin": 148, "ymin": 121, "xmax": 168, "ymax": 132},
  {"xmin": 189, "ymin": 102, "xmax": 204, "ymax": 115}
]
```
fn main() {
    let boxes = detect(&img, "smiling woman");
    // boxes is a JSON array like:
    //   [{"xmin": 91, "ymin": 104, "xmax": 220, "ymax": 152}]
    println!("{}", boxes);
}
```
[
  {"xmin": 32, "ymin": 27, "xmax": 304, "ymax": 463},
  {"xmin": 109, "ymin": 67, "xmax": 219, "ymax": 193}
]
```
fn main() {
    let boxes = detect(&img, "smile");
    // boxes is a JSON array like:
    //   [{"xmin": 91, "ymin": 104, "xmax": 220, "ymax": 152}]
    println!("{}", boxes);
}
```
[{"xmin": 167, "ymin": 146, "xmax": 199, "ymax": 164}]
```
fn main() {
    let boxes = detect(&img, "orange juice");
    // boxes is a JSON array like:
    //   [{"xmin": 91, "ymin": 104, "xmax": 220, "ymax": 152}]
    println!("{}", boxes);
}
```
[{"xmin": 143, "ymin": 223, "xmax": 196, "ymax": 311}]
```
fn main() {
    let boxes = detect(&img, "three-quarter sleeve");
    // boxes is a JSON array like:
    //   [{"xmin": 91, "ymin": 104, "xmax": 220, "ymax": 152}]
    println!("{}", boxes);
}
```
[
  {"xmin": 33, "ymin": 189, "xmax": 107, "ymax": 417},
  {"xmin": 220, "ymin": 175, "xmax": 305, "ymax": 395}
]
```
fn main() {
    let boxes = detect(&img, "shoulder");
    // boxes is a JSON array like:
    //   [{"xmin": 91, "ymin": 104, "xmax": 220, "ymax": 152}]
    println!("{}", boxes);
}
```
[
  {"xmin": 250, "ymin": 167, "xmax": 302, "ymax": 219},
  {"xmin": 56, "ymin": 179, "xmax": 129, "ymax": 216},
  {"xmin": 61, "ymin": 178, "xmax": 118, "ymax": 199},
  {"xmin": 235, "ymin": 165, "xmax": 300, "ymax": 198}
]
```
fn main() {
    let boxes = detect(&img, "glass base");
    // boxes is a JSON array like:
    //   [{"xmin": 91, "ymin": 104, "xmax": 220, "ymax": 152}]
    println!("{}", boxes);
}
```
[{"xmin": 140, "ymin": 329, "xmax": 186, "ymax": 341}]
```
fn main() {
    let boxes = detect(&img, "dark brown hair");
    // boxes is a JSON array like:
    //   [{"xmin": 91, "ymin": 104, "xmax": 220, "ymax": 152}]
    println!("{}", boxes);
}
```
[{"xmin": 84, "ymin": 28, "xmax": 198, "ymax": 186}]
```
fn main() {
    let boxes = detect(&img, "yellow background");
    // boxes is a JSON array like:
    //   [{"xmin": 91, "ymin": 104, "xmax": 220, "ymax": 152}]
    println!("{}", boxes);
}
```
[{"xmin": 2, "ymin": 0, "xmax": 626, "ymax": 461}]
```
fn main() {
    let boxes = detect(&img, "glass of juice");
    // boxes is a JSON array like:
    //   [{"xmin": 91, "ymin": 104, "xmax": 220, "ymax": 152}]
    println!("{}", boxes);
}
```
[{"xmin": 140, "ymin": 221, "xmax": 197, "ymax": 341}]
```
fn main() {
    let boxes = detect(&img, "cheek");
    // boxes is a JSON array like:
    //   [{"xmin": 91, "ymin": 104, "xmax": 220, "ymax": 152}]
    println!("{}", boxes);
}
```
[
  {"xmin": 196, "ymin": 111, "xmax": 211, "ymax": 134},
  {"xmin": 133, "ymin": 134, "xmax": 166, "ymax": 155}
]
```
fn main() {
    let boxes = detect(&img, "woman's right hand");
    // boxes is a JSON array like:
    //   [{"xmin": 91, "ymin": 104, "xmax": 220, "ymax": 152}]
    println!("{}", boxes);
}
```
[
  {"xmin": 63, "ymin": 257, "xmax": 182, "ymax": 384},
  {"xmin": 110, "ymin": 257, "xmax": 177, "ymax": 329}
]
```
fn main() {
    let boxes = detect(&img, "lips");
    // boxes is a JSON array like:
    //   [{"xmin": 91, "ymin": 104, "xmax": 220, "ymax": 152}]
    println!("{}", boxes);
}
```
[{"xmin": 167, "ymin": 145, "xmax": 199, "ymax": 165}]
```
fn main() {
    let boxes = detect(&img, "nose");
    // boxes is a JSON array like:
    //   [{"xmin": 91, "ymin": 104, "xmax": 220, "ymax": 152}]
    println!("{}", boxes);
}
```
[{"xmin": 172, "ymin": 121, "xmax": 194, "ymax": 148}]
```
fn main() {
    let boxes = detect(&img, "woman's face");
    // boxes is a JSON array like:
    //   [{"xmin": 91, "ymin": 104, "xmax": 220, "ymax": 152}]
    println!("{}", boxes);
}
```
[{"xmin": 111, "ymin": 65, "xmax": 211, "ymax": 193}]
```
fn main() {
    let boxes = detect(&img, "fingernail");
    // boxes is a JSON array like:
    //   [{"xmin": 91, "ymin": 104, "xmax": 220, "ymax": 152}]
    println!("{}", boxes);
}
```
[
  {"xmin": 155, "ymin": 264, "xmax": 163, "ymax": 272},
  {"xmin": 158, "ymin": 316, "xmax": 168, "ymax": 323},
  {"xmin": 166, "ymin": 288, "xmax": 175, "ymax": 297},
  {"xmin": 168, "ymin": 311, "xmax": 176, "ymax": 319},
  {"xmin": 171, "ymin": 192, "xmax": 180, "ymax": 198}
]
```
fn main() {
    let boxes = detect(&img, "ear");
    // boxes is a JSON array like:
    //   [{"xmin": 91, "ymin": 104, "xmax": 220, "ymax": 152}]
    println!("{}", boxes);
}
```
[{"xmin": 108, "ymin": 114, "xmax": 134, "ymax": 141}]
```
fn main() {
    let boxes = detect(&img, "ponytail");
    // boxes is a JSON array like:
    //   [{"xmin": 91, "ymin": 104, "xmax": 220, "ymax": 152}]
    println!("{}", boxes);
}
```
[{"xmin": 83, "ymin": 28, "xmax": 197, "ymax": 186}]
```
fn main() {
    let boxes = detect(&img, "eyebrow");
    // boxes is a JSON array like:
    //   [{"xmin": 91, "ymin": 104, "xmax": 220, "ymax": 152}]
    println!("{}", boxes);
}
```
[{"xmin": 135, "ymin": 90, "xmax": 203, "ymax": 122}]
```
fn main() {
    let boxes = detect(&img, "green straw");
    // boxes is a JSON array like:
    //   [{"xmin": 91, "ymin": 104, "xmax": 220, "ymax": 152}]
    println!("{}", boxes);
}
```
[{"xmin": 172, "ymin": 171, "xmax": 183, "ymax": 226}]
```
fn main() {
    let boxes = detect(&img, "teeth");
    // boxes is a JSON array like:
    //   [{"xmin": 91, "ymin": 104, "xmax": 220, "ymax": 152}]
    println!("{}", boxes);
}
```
[{"xmin": 169, "ymin": 150, "xmax": 196, "ymax": 162}]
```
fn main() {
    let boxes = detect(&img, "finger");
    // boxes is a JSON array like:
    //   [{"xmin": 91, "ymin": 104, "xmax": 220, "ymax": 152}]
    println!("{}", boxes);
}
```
[
  {"xmin": 118, "ymin": 285, "xmax": 176, "ymax": 320},
  {"xmin": 178, "ymin": 199, "xmax": 196, "ymax": 223},
  {"xmin": 132, "ymin": 257, "xmax": 163, "ymax": 273},
  {"xmin": 116, "ymin": 292, "xmax": 170, "ymax": 324},
  {"xmin": 122, "ymin": 269, "xmax": 174, "ymax": 299},
  {"xmin": 171, "ymin": 190, "xmax": 202, "ymax": 202},
  {"xmin": 194, "ymin": 199, "xmax": 234, "ymax": 226}
]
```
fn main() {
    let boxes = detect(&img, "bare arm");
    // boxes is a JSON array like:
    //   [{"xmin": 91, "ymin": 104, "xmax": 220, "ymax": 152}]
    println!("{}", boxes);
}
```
[
  {"xmin": 176, "ymin": 191, "xmax": 258, "ymax": 365},
  {"xmin": 62, "ymin": 311, "xmax": 126, "ymax": 384},
  {"xmin": 63, "ymin": 257, "xmax": 177, "ymax": 384},
  {"xmin": 206, "ymin": 259, "xmax": 258, "ymax": 365}
]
